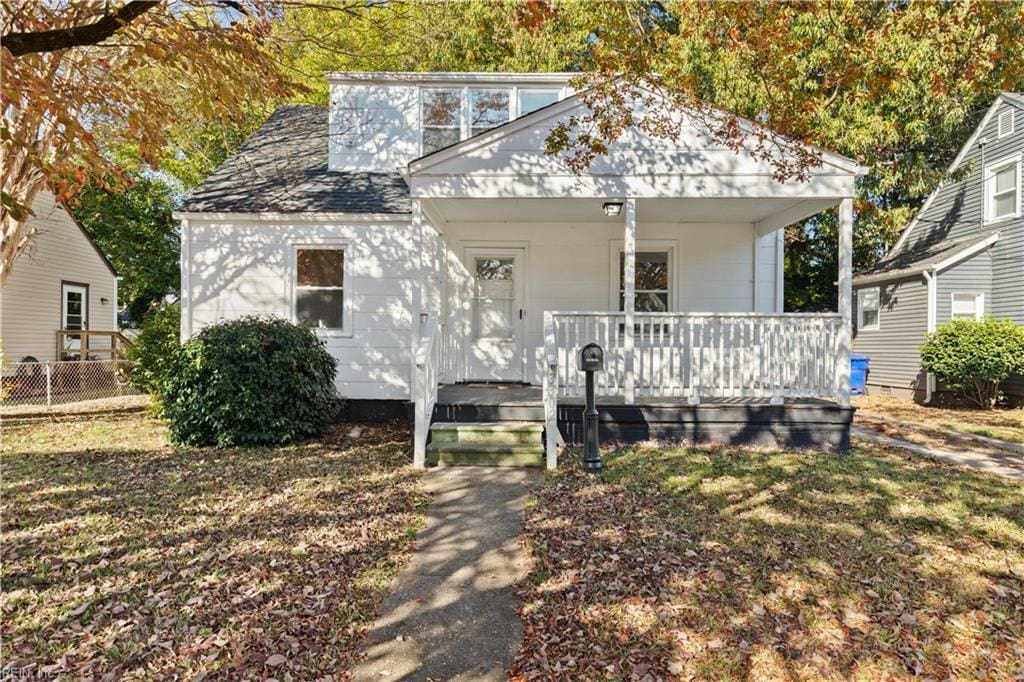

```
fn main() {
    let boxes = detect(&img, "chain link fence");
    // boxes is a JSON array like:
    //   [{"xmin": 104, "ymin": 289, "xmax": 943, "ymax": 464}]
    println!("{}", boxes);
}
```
[{"xmin": 1, "ymin": 360, "xmax": 142, "ymax": 409}]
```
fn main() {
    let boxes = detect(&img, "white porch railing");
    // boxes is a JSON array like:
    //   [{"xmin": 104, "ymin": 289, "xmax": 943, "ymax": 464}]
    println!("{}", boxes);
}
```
[
  {"xmin": 542, "ymin": 311, "xmax": 842, "ymax": 466},
  {"xmin": 413, "ymin": 312, "xmax": 440, "ymax": 468}
]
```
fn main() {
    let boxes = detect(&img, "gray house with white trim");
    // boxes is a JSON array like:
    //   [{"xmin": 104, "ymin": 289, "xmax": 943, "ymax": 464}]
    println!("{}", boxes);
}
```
[{"xmin": 853, "ymin": 92, "xmax": 1024, "ymax": 401}]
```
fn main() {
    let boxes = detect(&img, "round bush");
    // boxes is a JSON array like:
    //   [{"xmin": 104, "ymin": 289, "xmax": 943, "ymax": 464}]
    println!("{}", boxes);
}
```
[
  {"xmin": 160, "ymin": 317, "xmax": 340, "ymax": 446},
  {"xmin": 919, "ymin": 318, "xmax": 1024, "ymax": 409},
  {"xmin": 126, "ymin": 304, "xmax": 180, "ymax": 397}
]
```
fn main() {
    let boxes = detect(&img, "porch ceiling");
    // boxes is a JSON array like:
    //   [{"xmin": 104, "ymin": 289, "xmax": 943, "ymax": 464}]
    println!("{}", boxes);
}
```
[{"xmin": 425, "ymin": 196, "xmax": 840, "ymax": 228}]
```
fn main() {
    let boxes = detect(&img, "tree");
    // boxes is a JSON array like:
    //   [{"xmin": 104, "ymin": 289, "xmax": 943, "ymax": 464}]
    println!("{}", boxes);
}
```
[
  {"xmin": 1, "ymin": 1, "xmax": 296, "ymax": 284},
  {"xmin": 277, "ymin": 0, "xmax": 627, "ymax": 103},
  {"xmin": 541, "ymin": 1, "xmax": 1024, "ymax": 308},
  {"xmin": 70, "ymin": 174, "xmax": 180, "ymax": 324}
]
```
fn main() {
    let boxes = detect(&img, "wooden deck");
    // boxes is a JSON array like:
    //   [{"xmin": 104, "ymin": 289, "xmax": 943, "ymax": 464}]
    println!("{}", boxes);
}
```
[{"xmin": 433, "ymin": 384, "xmax": 853, "ymax": 450}]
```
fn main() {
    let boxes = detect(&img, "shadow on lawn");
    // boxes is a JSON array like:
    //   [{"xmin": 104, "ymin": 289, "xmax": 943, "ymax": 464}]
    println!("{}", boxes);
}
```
[
  {"xmin": 513, "ymin": 442, "xmax": 1024, "ymax": 680},
  {"xmin": 1, "ymin": 422, "xmax": 424, "ymax": 680}
]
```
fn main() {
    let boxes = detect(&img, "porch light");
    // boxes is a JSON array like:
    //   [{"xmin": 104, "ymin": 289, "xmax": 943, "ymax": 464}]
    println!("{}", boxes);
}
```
[{"xmin": 602, "ymin": 201, "xmax": 624, "ymax": 217}]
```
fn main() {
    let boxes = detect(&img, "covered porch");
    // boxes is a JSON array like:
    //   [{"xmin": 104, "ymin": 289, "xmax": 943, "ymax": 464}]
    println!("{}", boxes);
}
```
[{"xmin": 404, "ymin": 94, "xmax": 863, "ymax": 468}]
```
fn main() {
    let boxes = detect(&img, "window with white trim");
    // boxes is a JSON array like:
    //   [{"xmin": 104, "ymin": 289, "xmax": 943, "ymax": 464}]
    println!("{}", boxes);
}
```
[
  {"xmin": 518, "ymin": 89, "xmax": 559, "ymax": 115},
  {"xmin": 951, "ymin": 292, "xmax": 983, "ymax": 321},
  {"xmin": 618, "ymin": 251, "xmax": 670, "ymax": 312},
  {"xmin": 986, "ymin": 156, "xmax": 1020, "ymax": 223},
  {"xmin": 469, "ymin": 88, "xmax": 511, "ymax": 136},
  {"xmin": 295, "ymin": 247, "xmax": 345, "ymax": 331},
  {"xmin": 421, "ymin": 89, "xmax": 463, "ymax": 154},
  {"xmin": 858, "ymin": 287, "xmax": 880, "ymax": 330},
  {"xmin": 998, "ymin": 109, "xmax": 1014, "ymax": 138}
]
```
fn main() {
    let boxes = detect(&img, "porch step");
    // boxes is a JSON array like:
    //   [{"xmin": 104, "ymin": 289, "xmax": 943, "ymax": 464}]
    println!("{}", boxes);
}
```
[
  {"xmin": 427, "ymin": 422, "xmax": 544, "ymax": 467},
  {"xmin": 429, "ymin": 421, "xmax": 543, "ymax": 445}
]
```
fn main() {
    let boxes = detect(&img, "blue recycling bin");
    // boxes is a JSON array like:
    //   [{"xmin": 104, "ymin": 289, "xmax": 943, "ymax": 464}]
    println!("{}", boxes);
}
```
[{"xmin": 850, "ymin": 354, "xmax": 869, "ymax": 396}]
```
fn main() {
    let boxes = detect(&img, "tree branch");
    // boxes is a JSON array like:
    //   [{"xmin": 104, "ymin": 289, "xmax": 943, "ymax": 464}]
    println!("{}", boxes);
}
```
[{"xmin": 1, "ymin": 1, "xmax": 159, "ymax": 57}]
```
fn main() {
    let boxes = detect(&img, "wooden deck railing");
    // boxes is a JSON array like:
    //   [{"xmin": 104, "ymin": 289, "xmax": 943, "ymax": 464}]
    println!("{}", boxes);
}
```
[
  {"xmin": 542, "ymin": 311, "xmax": 843, "ymax": 466},
  {"xmin": 56, "ymin": 330, "xmax": 133, "ymax": 361}
]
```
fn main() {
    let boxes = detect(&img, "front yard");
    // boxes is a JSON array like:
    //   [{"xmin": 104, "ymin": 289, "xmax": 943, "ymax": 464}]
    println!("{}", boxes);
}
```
[
  {"xmin": 514, "ymin": 442, "xmax": 1024, "ymax": 680},
  {"xmin": 855, "ymin": 394, "xmax": 1024, "ymax": 444},
  {"xmin": 1, "ymin": 414, "xmax": 424, "ymax": 680}
]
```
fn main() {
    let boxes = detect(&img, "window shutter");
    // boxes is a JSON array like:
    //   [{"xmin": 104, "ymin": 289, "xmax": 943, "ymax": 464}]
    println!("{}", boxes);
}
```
[{"xmin": 998, "ymin": 110, "xmax": 1014, "ymax": 138}]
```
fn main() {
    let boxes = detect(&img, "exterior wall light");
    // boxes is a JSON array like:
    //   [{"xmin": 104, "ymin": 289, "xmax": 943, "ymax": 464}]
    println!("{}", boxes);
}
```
[{"xmin": 602, "ymin": 201, "xmax": 624, "ymax": 217}]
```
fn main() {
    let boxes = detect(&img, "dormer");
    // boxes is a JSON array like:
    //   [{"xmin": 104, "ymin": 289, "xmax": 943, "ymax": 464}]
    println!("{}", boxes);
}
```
[{"xmin": 327, "ymin": 72, "xmax": 576, "ymax": 172}]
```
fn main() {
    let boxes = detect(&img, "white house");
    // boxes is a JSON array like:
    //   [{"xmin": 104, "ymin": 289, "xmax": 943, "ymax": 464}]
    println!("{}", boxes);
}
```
[
  {"xmin": 177, "ymin": 72, "xmax": 864, "ymax": 467},
  {"xmin": 1, "ymin": 189, "xmax": 120, "ymax": 363}
]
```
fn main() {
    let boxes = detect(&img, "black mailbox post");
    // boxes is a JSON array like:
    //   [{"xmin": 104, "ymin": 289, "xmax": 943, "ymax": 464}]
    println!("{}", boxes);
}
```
[{"xmin": 577, "ymin": 342, "xmax": 604, "ymax": 473}]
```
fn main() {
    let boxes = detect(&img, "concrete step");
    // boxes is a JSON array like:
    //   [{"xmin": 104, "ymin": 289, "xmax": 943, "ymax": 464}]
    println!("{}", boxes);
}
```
[
  {"xmin": 426, "ymin": 443, "xmax": 545, "ymax": 468},
  {"xmin": 429, "ymin": 421, "xmax": 543, "ymax": 446}
]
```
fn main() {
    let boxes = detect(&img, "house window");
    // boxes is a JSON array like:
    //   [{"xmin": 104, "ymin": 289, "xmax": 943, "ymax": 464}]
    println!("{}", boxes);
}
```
[
  {"xmin": 858, "ymin": 287, "xmax": 880, "ymax": 330},
  {"xmin": 619, "ymin": 251, "xmax": 669, "ymax": 312},
  {"xmin": 986, "ymin": 156, "xmax": 1020, "ymax": 223},
  {"xmin": 998, "ymin": 110, "xmax": 1014, "ymax": 138},
  {"xmin": 518, "ymin": 89, "xmax": 559, "ymax": 115},
  {"xmin": 469, "ymin": 88, "xmax": 510, "ymax": 136},
  {"xmin": 422, "ymin": 89, "xmax": 463, "ymax": 154},
  {"xmin": 951, "ymin": 292, "xmax": 983, "ymax": 321},
  {"xmin": 295, "ymin": 247, "xmax": 345, "ymax": 331}
]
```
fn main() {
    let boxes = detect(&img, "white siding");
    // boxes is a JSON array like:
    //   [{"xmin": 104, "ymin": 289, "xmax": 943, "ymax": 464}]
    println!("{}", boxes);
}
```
[
  {"xmin": 186, "ymin": 218, "xmax": 419, "ymax": 400},
  {"xmin": 410, "ymin": 100, "xmax": 858, "ymax": 200},
  {"xmin": 0, "ymin": 190, "xmax": 117, "ymax": 362},
  {"xmin": 441, "ymin": 219, "xmax": 778, "ymax": 384},
  {"xmin": 329, "ymin": 83, "xmax": 419, "ymax": 172}
]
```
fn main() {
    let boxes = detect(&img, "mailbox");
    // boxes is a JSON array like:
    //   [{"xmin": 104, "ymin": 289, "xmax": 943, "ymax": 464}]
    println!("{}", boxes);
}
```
[
  {"xmin": 577, "ymin": 343, "xmax": 605, "ymax": 373},
  {"xmin": 576, "ymin": 342, "xmax": 603, "ymax": 473}
]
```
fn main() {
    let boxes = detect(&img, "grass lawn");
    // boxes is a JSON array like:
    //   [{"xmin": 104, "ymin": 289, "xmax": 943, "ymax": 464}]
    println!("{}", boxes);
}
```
[
  {"xmin": 1, "ymin": 413, "xmax": 425, "ymax": 680},
  {"xmin": 855, "ymin": 394, "xmax": 1024, "ymax": 444},
  {"xmin": 514, "ymin": 441, "xmax": 1024, "ymax": 680}
]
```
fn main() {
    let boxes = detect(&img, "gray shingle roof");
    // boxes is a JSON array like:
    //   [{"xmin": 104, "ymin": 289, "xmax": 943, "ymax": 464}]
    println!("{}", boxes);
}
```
[
  {"xmin": 181, "ymin": 105, "xmax": 410, "ymax": 214},
  {"xmin": 853, "ymin": 229, "xmax": 999, "ymax": 285}
]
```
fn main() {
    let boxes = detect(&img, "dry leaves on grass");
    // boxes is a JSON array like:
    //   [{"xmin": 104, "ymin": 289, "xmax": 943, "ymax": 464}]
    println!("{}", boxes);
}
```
[
  {"xmin": 855, "ymin": 394, "xmax": 1024, "ymax": 444},
  {"xmin": 512, "ymin": 442, "xmax": 1024, "ymax": 681},
  {"xmin": 1, "ymin": 415, "xmax": 426, "ymax": 680}
]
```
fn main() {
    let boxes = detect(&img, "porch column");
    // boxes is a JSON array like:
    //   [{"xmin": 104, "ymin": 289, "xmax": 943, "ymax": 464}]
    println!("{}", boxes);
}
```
[
  {"xmin": 412, "ymin": 198, "xmax": 428, "ymax": 468},
  {"xmin": 623, "ymin": 197, "xmax": 637, "ymax": 404},
  {"xmin": 836, "ymin": 197, "xmax": 853, "ymax": 407}
]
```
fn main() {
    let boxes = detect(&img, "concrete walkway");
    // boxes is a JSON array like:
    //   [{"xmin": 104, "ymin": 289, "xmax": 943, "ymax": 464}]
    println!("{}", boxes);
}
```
[
  {"xmin": 353, "ymin": 467, "xmax": 540, "ymax": 681},
  {"xmin": 852, "ymin": 426, "xmax": 1024, "ymax": 480}
]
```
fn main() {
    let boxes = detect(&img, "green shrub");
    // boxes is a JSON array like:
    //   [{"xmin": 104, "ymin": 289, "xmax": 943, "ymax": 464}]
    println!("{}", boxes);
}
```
[
  {"xmin": 159, "ymin": 317, "xmax": 340, "ymax": 446},
  {"xmin": 919, "ymin": 318, "xmax": 1024, "ymax": 409},
  {"xmin": 126, "ymin": 304, "xmax": 180, "ymax": 397}
]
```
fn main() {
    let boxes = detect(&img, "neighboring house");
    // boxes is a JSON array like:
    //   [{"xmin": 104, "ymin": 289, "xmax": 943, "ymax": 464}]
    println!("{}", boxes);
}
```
[
  {"xmin": 853, "ymin": 92, "xmax": 1024, "ymax": 402},
  {"xmin": 177, "ymin": 71, "xmax": 865, "ymax": 467},
  {"xmin": 1, "ymin": 189, "xmax": 121, "ymax": 363}
]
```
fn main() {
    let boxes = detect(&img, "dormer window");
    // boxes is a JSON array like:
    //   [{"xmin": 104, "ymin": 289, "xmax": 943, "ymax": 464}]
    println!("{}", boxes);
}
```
[
  {"xmin": 470, "ymin": 89, "xmax": 510, "ymax": 136},
  {"xmin": 419, "ymin": 85, "xmax": 563, "ymax": 155},
  {"xmin": 519, "ymin": 89, "xmax": 559, "ymax": 115},
  {"xmin": 422, "ymin": 89, "xmax": 463, "ymax": 154}
]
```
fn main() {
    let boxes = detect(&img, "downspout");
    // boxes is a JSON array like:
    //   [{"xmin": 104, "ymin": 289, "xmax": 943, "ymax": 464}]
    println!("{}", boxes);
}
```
[{"xmin": 921, "ymin": 268, "xmax": 937, "ymax": 403}]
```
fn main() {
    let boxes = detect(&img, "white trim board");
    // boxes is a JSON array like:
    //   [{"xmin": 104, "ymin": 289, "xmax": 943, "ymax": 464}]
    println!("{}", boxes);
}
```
[{"xmin": 173, "ymin": 211, "xmax": 412, "ymax": 223}]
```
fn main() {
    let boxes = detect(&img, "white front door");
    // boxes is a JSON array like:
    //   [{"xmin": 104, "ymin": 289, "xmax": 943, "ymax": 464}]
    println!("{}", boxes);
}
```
[
  {"xmin": 464, "ymin": 248, "xmax": 526, "ymax": 382},
  {"xmin": 61, "ymin": 283, "xmax": 88, "ymax": 352}
]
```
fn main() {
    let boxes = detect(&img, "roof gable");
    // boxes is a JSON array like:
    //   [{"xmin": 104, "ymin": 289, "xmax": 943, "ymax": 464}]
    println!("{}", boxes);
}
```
[
  {"xmin": 409, "ymin": 84, "xmax": 864, "ymax": 176},
  {"xmin": 890, "ymin": 92, "xmax": 1024, "ymax": 254}
]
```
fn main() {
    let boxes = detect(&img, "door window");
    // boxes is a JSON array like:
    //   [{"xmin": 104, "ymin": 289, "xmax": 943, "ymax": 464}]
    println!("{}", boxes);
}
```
[
  {"xmin": 473, "ymin": 257, "xmax": 515, "ymax": 339},
  {"xmin": 62, "ymin": 284, "xmax": 87, "ymax": 330}
]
